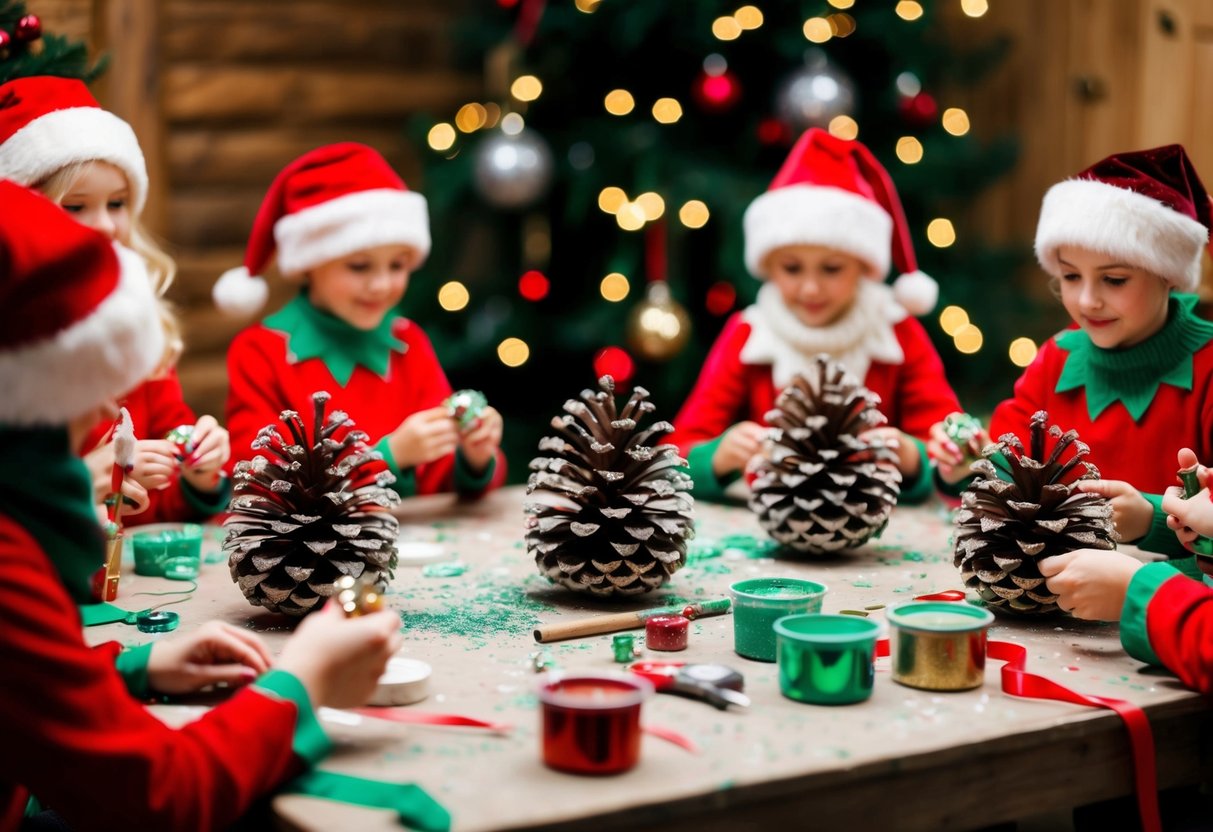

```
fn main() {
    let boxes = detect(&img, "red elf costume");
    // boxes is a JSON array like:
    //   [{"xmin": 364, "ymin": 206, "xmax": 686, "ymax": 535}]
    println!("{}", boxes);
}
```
[
  {"xmin": 215, "ymin": 143, "xmax": 505, "ymax": 498},
  {"xmin": 670, "ymin": 128, "xmax": 960, "ymax": 502}
]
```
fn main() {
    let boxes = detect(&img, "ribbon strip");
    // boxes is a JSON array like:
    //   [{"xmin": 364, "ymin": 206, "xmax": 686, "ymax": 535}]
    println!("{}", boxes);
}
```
[
  {"xmin": 643, "ymin": 723, "xmax": 699, "ymax": 754},
  {"xmin": 353, "ymin": 708, "xmax": 513, "ymax": 735},
  {"xmin": 285, "ymin": 770, "xmax": 451, "ymax": 832},
  {"xmin": 875, "ymin": 638, "xmax": 1160, "ymax": 832},
  {"xmin": 912, "ymin": 589, "xmax": 966, "ymax": 602}
]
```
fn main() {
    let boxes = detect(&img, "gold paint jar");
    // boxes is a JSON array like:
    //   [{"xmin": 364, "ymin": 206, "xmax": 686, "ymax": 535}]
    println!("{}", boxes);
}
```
[{"xmin": 886, "ymin": 601, "xmax": 994, "ymax": 691}]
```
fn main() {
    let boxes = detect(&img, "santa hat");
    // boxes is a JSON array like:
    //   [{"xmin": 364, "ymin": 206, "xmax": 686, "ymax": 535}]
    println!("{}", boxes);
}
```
[
  {"xmin": 1035, "ymin": 144, "xmax": 1211, "ymax": 292},
  {"xmin": 743, "ymin": 128, "xmax": 938, "ymax": 315},
  {"xmin": 0, "ymin": 76, "xmax": 148, "ymax": 214},
  {"xmin": 213, "ymin": 142, "xmax": 430, "ymax": 316},
  {"xmin": 0, "ymin": 181, "xmax": 164, "ymax": 425}
]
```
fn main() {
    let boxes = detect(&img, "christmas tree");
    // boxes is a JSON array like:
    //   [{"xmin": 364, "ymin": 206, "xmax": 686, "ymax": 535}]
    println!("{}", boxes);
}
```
[
  {"xmin": 0, "ymin": 1, "xmax": 106, "ymax": 83},
  {"xmin": 410, "ymin": 0, "xmax": 1023, "ymax": 478}
]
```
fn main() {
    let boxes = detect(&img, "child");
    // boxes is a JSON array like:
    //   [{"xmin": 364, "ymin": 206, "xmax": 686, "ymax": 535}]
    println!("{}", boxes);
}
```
[
  {"xmin": 670, "ymin": 127, "xmax": 960, "ymax": 502},
  {"xmin": 216, "ymin": 142, "xmax": 505, "ymax": 498},
  {"xmin": 0, "ymin": 181, "xmax": 401, "ymax": 829},
  {"xmin": 0, "ymin": 75, "xmax": 232, "ymax": 525},
  {"xmin": 937, "ymin": 145, "xmax": 1213, "ymax": 563}
]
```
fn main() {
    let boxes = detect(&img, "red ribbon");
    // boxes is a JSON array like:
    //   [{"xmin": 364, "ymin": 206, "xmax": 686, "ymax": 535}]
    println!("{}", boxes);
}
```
[
  {"xmin": 353, "ymin": 708, "xmax": 512, "ymax": 735},
  {"xmin": 912, "ymin": 589, "xmax": 967, "ymax": 602},
  {"xmin": 875, "ymin": 638, "xmax": 1160, "ymax": 832},
  {"xmin": 643, "ymin": 724, "xmax": 699, "ymax": 754}
]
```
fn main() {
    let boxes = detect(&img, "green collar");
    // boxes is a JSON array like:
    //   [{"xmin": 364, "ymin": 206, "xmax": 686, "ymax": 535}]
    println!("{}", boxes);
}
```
[
  {"xmin": 0, "ymin": 427, "xmax": 104, "ymax": 603},
  {"xmin": 264, "ymin": 293, "xmax": 406, "ymax": 386},
  {"xmin": 1055, "ymin": 294, "xmax": 1213, "ymax": 421}
]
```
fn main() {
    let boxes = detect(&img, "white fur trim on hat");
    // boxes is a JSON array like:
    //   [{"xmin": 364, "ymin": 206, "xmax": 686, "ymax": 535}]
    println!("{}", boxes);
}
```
[
  {"xmin": 892, "ymin": 270, "xmax": 938, "ymax": 316},
  {"xmin": 1035, "ymin": 178, "xmax": 1208, "ymax": 292},
  {"xmin": 743, "ymin": 185, "xmax": 893, "ymax": 278},
  {"xmin": 0, "ymin": 107, "xmax": 149, "ymax": 214},
  {"xmin": 274, "ymin": 189, "xmax": 431, "ymax": 277},
  {"xmin": 0, "ymin": 244, "xmax": 164, "ymax": 425},
  {"xmin": 213, "ymin": 266, "xmax": 270, "ymax": 317}
]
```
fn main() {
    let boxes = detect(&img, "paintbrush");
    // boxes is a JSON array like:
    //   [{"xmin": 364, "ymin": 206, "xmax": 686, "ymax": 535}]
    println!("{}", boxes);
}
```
[
  {"xmin": 94, "ymin": 409, "xmax": 135, "ymax": 602},
  {"xmin": 533, "ymin": 598, "xmax": 730, "ymax": 643}
]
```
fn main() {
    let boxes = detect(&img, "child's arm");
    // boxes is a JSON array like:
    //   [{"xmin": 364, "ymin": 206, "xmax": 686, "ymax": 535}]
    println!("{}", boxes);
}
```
[{"xmin": 1120, "ymin": 561, "xmax": 1213, "ymax": 694}]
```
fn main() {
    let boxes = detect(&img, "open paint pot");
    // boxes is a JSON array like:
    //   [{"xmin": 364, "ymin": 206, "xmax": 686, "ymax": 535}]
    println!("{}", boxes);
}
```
[
  {"xmin": 729, "ymin": 577, "xmax": 827, "ymax": 662},
  {"xmin": 774, "ymin": 614, "xmax": 881, "ymax": 705},
  {"xmin": 131, "ymin": 524, "xmax": 203, "ymax": 580},
  {"xmin": 538, "ymin": 673, "xmax": 653, "ymax": 775},
  {"xmin": 886, "ymin": 601, "xmax": 995, "ymax": 691}
]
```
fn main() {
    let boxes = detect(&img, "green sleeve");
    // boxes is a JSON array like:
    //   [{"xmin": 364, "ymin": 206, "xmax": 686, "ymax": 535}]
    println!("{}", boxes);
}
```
[
  {"xmin": 253, "ymin": 669, "xmax": 331, "ymax": 765},
  {"xmin": 897, "ymin": 437, "xmax": 933, "ymax": 505},
  {"xmin": 113, "ymin": 642, "xmax": 153, "ymax": 698},
  {"xmin": 1119, "ymin": 561, "xmax": 1180, "ymax": 666},
  {"xmin": 454, "ymin": 449, "xmax": 496, "ymax": 494},
  {"xmin": 1135, "ymin": 493, "xmax": 1190, "ymax": 559},
  {"xmin": 685, "ymin": 436, "xmax": 739, "ymax": 503},
  {"xmin": 374, "ymin": 435, "xmax": 417, "ymax": 498},
  {"xmin": 181, "ymin": 473, "xmax": 232, "ymax": 516}
]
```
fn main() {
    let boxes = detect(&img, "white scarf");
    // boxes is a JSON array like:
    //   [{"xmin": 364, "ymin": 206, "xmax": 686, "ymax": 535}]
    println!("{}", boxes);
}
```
[{"xmin": 740, "ymin": 279, "xmax": 907, "ymax": 387}]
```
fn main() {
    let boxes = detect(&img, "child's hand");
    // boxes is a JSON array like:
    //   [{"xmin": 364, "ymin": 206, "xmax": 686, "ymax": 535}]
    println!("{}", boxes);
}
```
[
  {"xmin": 713, "ymin": 421, "xmax": 766, "ymax": 478},
  {"xmin": 858, "ymin": 427, "xmax": 921, "ymax": 479},
  {"xmin": 458, "ymin": 406, "xmax": 503, "ymax": 474},
  {"xmin": 1075, "ymin": 479, "xmax": 1153, "ymax": 542},
  {"xmin": 146, "ymin": 620, "xmax": 274, "ymax": 695},
  {"xmin": 1038, "ymin": 549, "xmax": 1144, "ymax": 620},
  {"xmin": 1162, "ymin": 484, "xmax": 1213, "ymax": 548},
  {"xmin": 277, "ymin": 602, "xmax": 402, "ymax": 709},
  {"xmin": 85, "ymin": 441, "xmax": 149, "ymax": 518},
  {"xmin": 130, "ymin": 439, "xmax": 180, "ymax": 492},
  {"xmin": 926, "ymin": 417, "xmax": 986, "ymax": 484},
  {"xmin": 388, "ymin": 407, "xmax": 460, "ymax": 470},
  {"xmin": 180, "ymin": 415, "xmax": 231, "ymax": 493}
]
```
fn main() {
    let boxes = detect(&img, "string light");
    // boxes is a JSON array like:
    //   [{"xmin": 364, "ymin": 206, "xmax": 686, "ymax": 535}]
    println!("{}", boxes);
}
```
[
  {"xmin": 604, "ymin": 89, "xmax": 635, "ymax": 116},
  {"xmin": 616, "ymin": 201, "xmax": 646, "ymax": 231},
  {"xmin": 497, "ymin": 337, "xmax": 530, "ymax": 367},
  {"xmin": 712, "ymin": 16, "xmax": 742, "ymax": 40},
  {"xmin": 942, "ymin": 107, "xmax": 971, "ymax": 136},
  {"xmin": 961, "ymin": 0, "xmax": 989, "ymax": 17},
  {"xmin": 829, "ymin": 13, "xmax": 856, "ymax": 36},
  {"xmin": 500, "ymin": 113, "xmax": 525, "ymax": 135},
  {"xmin": 635, "ymin": 192, "xmax": 665, "ymax": 221},
  {"xmin": 482, "ymin": 102, "xmax": 502, "ymax": 128},
  {"xmin": 828, "ymin": 0, "xmax": 855, "ymax": 7},
  {"xmin": 828, "ymin": 115, "xmax": 859, "ymax": 140},
  {"xmin": 927, "ymin": 218, "xmax": 956, "ymax": 248},
  {"xmin": 511, "ymin": 75, "xmax": 543, "ymax": 102},
  {"xmin": 896, "ymin": 1, "xmax": 925, "ymax": 21},
  {"xmin": 427, "ymin": 123, "xmax": 456, "ymax": 152},
  {"xmin": 896, "ymin": 72, "xmax": 922, "ymax": 97},
  {"xmin": 574, "ymin": 0, "xmax": 601, "ymax": 12},
  {"xmin": 593, "ymin": 346, "xmax": 635, "ymax": 384},
  {"xmin": 896, "ymin": 136, "xmax": 924, "ymax": 164},
  {"xmin": 600, "ymin": 272, "xmax": 630, "ymax": 302},
  {"xmin": 954, "ymin": 324, "xmax": 983, "ymax": 354},
  {"xmin": 652, "ymin": 97, "xmax": 683, "ymax": 124},
  {"xmin": 437, "ymin": 281, "xmax": 469, "ymax": 311},
  {"xmin": 1009, "ymin": 337, "xmax": 1038, "ymax": 367},
  {"xmin": 939, "ymin": 305, "xmax": 969, "ymax": 336},
  {"xmin": 679, "ymin": 200, "xmax": 710, "ymax": 228},
  {"xmin": 803, "ymin": 17, "xmax": 832, "ymax": 43},
  {"xmin": 455, "ymin": 104, "xmax": 487, "ymax": 133},
  {"xmin": 706, "ymin": 281, "xmax": 736, "ymax": 315},
  {"xmin": 734, "ymin": 6, "xmax": 763, "ymax": 29},
  {"xmin": 598, "ymin": 186, "xmax": 627, "ymax": 214},
  {"xmin": 518, "ymin": 270, "xmax": 550, "ymax": 302}
]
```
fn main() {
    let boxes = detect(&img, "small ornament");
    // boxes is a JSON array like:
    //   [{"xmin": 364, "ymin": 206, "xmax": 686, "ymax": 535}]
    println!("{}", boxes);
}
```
[
  {"xmin": 756, "ymin": 117, "xmax": 792, "ymax": 146},
  {"xmin": 942, "ymin": 412, "xmax": 983, "ymax": 462},
  {"xmin": 692, "ymin": 66, "xmax": 742, "ymax": 114},
  {"xmin": 775, "ymin": 49, "xmax": 856, "ymax": 132},
  {"xmin": 612, "ymin": 633, "xmax": 639, "ymax": 663},
  {"xmin": 334, "ymin": 574, "xmax": 385, "ymax": 616},
  {"xmin": 954, "ymin": 411, "xmax": 1116, "ymax": 615},
  {"xmin": 13, "ymin": 14, "xmax": 42, "ymax": 43},
  {"xmin": 164, "ymin": 424, "xmax": 195, "ymax": 453},
  {"xmin": 592, "ymin": 346, "xmax": 635, "ymax": 386},
  {"xmin": 444, "ymin": 389, "xmax": 488, "ymax": 431},
  {"xmin": 0, "ymin": 29, "xmax": 11, "ymax": 55},
  {"xmin": 224, "ymin": 391, "xmax": 400, "ymax": 616},
  {"xmin": 525, "ymin": 376, "xmax": 695, "ymax": 596},
  {"xmin": 626, "ymin": 281, "xmax": 691, "ymax": 362},
  {"xmin": 645, "ymin": 614, "xmax": 689, "ymax": 651},
  {"xmin": 749, "ymin": 355, "xmax": 902, "ymax": 555},
  {"xmin": 899, "ymin": 91, "xmax": 938, "ymax": 130},
  {"xmin": 472, "ymin": 126, "xmax": 554, "ymax": 209}
]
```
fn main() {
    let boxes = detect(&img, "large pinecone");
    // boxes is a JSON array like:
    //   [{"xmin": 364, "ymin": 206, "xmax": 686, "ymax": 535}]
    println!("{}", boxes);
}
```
[
  {"xmin": 224, "ymin": 391, "xmax": 400, "ymax": 616},
  {"xmin": 525, "ymin": 376, "xmax": 694, "ymax": 596},
  {"xmin": 749, "ymin": 355, "xmax": 901, "ymax": 555},
  {"xmin": 954, "ymin": 410, "xmax": 1115, "ymax": 615}
]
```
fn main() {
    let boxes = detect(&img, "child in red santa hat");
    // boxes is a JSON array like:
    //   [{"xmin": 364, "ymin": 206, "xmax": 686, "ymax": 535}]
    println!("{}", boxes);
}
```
[
  {"xmin": 0, "ymin": 181, "xmax": 403, "ymax": 830},
  {"xmin": 0, "ymin": 76, "xmax": 232, "ymax": 525},
  {"xmin": 670, "ymin": 127, "xmax": 960, "ymax": 502},
  {"xmin": 216, "ymin": 142, "xmax": 505, "ymax": 497}
]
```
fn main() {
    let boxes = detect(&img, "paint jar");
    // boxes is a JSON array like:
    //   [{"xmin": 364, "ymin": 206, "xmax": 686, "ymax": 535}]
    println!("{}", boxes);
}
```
[
  {"xmin": 131, "ymin": 525, "xmax": 203, "ymax": 580},
  {"xmin": 538, "ymin": 673, "xmax": 653, "ymax": 775},
  {"xmin": 645, "ymin": 614, "xmax": 689, "ymax": 651},
  {"xmin": 774, "ymin": 614, "xmax": 881, "ymax": 705},
  {"xmin": 729, "ymin": 577, "xmax": 827, "ymax": 662},
  {"xmin": 886, "ymin": 601, "xmax": 995, "ymax": 691}
]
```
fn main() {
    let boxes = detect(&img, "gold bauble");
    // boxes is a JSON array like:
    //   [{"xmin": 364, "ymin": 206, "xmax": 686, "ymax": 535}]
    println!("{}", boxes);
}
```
[{"xmin": 626, "ymin": 282, "xmax": 691, "ymax": 361}]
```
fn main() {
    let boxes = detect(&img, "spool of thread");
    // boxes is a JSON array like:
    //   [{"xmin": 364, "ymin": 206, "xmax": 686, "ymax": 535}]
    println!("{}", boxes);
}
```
[
  {"xmin": 136, "ymin": 609, "xmax": 180, "ymax": 633},
  {"xmin": 612, "ymin": 633, "xmax": 637, "ymax": 663},
  {"xmin": 645, "ymin": 614, "xmax": 689, "ymax": 651},
  {"xmin": 368, "ymin": 657, "xmax": 432, "ymax": 706}
]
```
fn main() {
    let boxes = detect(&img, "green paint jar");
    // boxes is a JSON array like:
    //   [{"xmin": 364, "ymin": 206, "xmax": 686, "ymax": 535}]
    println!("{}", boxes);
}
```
[
  {"xmin": 774, "ymin": 613, "xmax": 881, "ymax": 705},
  {"xmin": 131, "ymin": 525, "xmax": 203, "ymax": 580},
  {"xmin": 728, "ymin": 577, "xmax": 827, "ymax": 662}
]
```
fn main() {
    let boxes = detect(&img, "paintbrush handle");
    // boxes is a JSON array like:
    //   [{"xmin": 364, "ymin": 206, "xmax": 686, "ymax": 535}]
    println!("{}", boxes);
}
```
[{"xmin": 533, "ymin": 611, "xmax": 645, "ymax": 643}]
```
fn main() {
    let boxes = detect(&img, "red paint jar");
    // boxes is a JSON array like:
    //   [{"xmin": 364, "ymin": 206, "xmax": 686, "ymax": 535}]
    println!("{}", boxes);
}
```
[
  {"xmin": 645, "ymin": 614, "xmax": 689, "ymax": 651},
  {"xmin": 538, "ymin": 673, "xmax": 652, "ymax": 775}
]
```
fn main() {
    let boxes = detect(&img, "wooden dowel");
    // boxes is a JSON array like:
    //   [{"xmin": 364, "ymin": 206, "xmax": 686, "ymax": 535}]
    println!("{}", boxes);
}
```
[{"xmin": 533, "ymin": 611, "xmax": 647, "ymax": 643}]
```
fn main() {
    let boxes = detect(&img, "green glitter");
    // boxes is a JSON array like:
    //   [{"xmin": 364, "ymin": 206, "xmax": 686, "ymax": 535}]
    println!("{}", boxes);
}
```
[
  {"xmin": 700, "ymin": 562, "xmax": 732, "ymax": 575},
  {"xmin": 903, "ymin": 551, "xmax": 924, "ymax": 562},
  {"xmin": 851, "ymin": 580, "xmax": 873, "ymax": 588},
  {"xmin": 422, "ymin": 562, "xmax": 468, "ymax": 578},
  {"xmin": 402, "ymin": 583, "xmax": 554, "ymax": 644}
]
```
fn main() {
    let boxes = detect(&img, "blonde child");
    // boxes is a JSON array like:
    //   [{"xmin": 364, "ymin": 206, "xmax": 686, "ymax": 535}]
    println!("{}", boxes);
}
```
[
  {"xmin": 216, "ymin": 143, "xmax": 505, "ymax": 496},
  {"xmin": 0, "ymin": 181, "xmax": 401, "ymax": 829},
  {"xmin": 0, "ymin": 76, "xmax": 231, "ymax": 524},
  {"xmin": 671, "ymin": 127, "xmax": 960, "ymax": 502}
]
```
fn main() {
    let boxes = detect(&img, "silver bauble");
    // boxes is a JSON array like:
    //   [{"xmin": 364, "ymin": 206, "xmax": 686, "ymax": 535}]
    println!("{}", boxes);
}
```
[
  {"xmin": 472, "ymin": 127, "xmax": 554, "ymax": 209},
  {"xmin": 775, "ymin": 51, "xmax": 856, "ymax": 132}
]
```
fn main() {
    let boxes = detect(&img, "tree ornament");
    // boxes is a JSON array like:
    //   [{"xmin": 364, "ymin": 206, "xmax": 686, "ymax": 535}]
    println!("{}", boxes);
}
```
[
  {"xmin": 756, "ymin": 117, "xmax": 792, "ymax": 146},
  {"xmin": 525, "ymin": 376, "xmax": 694, "ymax": 596},
  {"xmin": 749, "ymin": 355, "xmax": 901, "ymax": 555},
  {"xmin": 13, "ymin": 14, "xmax": 41, "ymax": 43},
  {"xmin": 954, "ymin": 411, "xmax": 1116, "ymax": 615},
  {"xmin": 0, "ymin": 29, "xmax": 11, "ymax": 55},
  {"xmin": 224, "ymin": 391, "xmax": 400, "ymax": 616},
  {"xmin": 472, "ymin": 125, "xmax": 554, "ymax": 209},
  {"xmin": 775, "ymin": 50, "xmax": 856, "ymax": 132},
  {"xmin": 626, "ymin": 281, "xmax": 691, "ymax": 361},
  {"xmin": 692, "ymin": 66, "xmax": 741, "ymax": 114},
  {"xmin": 899, "ymin": 91, "xmax": 937, "ymax": 130}
]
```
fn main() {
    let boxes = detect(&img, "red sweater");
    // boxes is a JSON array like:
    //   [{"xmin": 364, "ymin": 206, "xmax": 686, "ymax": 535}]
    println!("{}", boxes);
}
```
[
  {"xmin": 1121, "ymin": 562, "xmax": 1213, "ymax": 694},
  {"xmin": 226, "ymin": 317, "xmax": 504, "ymax": 497},
  {"xmin": 82, "ymin": 370, "xmax": 229, "ymax": 525},
  {"xmin": 0, "ymin": 515, "xmax": 325, "ymax": 831}
]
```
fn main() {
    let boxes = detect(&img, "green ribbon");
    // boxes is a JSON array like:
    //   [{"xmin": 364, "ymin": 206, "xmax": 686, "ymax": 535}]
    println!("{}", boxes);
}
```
[
  {"xmin": 285, "ymin": 770, "xmax": 451, "ymax": 832},
  {"xmin": 264, "ymin": 293, "xmax": 406, "ymax": 386},
  {"xmin": 78, "ymin": 601, "xmax": 140, "ymax": 627}
]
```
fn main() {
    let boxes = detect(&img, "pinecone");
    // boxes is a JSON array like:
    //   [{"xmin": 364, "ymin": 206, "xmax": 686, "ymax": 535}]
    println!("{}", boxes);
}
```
[
  {"xmin": 749, "ymin": 355, "xmax": 902, "ymax": 555},
  {"xmin": 954, "ymin": 410, "xmax": 1116, "ymax": 615},
  {"xmin": 224, "ymin": 391, "xmax": 400, "ymax": 616},
  {"xmin": 525, "ymin": 376, "xmax": 694, "ymax": 596}
]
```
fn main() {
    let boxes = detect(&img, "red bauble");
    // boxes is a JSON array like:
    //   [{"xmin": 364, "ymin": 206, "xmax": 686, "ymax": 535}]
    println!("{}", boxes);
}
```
[
  {"xmin": 518, "ymin": 269, "xmax": 550, "ymax": 302},
  {"xmin": 692, "ymin": 68, "xmax": 741, "ymax": 114},
  {"xmin": 13, "ymin": 14, "xmax": 41, "ymax": 43},
  {"xmin": 0, "ymin": 29, "xmax": 11, "ymax": 52},
  {"xmin": 756, "ymin": 117, "xmax": 791, "ymax": 146},
  {"xmin": 593, "ymin": 347, "xmax": 635, "ymax": 386},
  {"xmin": 705, "ymin": 281, "xmax": 737, "ymax": 316},
  {"xmin": 900, "ymin": 92, "xmax": 938, "ymax": 130}
]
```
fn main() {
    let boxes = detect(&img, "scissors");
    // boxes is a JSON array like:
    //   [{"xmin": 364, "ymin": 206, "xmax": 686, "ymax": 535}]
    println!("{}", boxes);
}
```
[{"xmin": 628, "ymin": 662, "xmax": 750, "ymax": 711}]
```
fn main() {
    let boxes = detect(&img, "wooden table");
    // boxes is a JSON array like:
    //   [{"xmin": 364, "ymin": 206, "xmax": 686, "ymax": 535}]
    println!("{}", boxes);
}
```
[{"xmin": 88, "ymin": 486, "xmax": 1212, "ymax": 831}]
